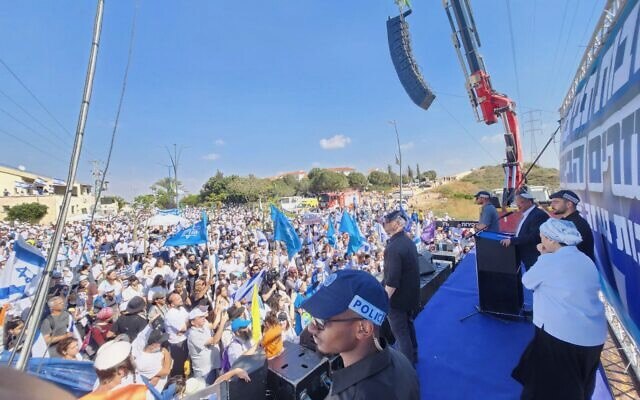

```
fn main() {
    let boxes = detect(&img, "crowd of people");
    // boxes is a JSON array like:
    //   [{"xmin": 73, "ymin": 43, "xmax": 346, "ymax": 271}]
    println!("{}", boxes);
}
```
[{"xmin": 0, "ymin": 197, "xmax": 468, "ymax": 399}]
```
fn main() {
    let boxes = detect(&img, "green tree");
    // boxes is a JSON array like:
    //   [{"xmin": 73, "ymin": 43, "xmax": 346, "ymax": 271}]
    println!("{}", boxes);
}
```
[
  {"xmin": 179, "ymin": 194, "xmax": 201, "ymax": 207},
  {"xmin": 407, "ymin": 166, "xmax": 414, "ymax": 182},
  {"xmin": 5, "ymin": 203, "xmax": 47, "ymax": 223},
  {"xmin": 103, "ymin": 195, "xmax": 127, "ymax": 211},
  {"xmin": 133, "ymin": 194, "xmax": 155, "ymax": 209},
  {"xmin": 307, "ymin": 168, "xmax": 323, "ymax": 181},
  {"xmin": 424, "ymin": 170, "xmax": 437, "ymax": 181},
  {"xmin": 416, "ymin": 164, "xmax": 421, "ymax": 180},
  {"xmin": 368, "ymin": 171, "xmax": 391, "ymax": 186},
  {"xmin": 200, "ymin": 170, "xmax": 229, "ymax": 203},
  {"xmin": 387, "ymin": 164, "xmax": 393, "ymax": 175},
  {"xmin": 309, "ymin": 170, "xmax": 348, "ymax": 193},
  {"xmin": 151, "ymin": 177, "xmax": 182, "ymax": 208},
  {"xmin": 295, "ymin": 177, "xmax": 310, "ymax": 196},
  {"xmin": 347, "ymin": 172, "xmax": 367, "ymax": 190}
]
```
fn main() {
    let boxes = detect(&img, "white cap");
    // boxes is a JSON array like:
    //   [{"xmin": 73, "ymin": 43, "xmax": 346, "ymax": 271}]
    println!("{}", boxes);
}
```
[
  {"xmin": 518, "ymin": 191, "xmax": 535, "ymax": 200},
  {"xmin": 188, "ymin": 308, "xmax": 207, "ymax": 320},
  {"xmin": 184, "ymin": 377, "xmax": 206, "ymax": 395},
  {"xmin": 94, "ymin": 341, "xmax": 131, "ymax": 370}
]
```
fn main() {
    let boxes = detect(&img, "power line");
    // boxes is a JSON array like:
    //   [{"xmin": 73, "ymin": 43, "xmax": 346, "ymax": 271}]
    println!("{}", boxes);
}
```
[
  {"xmin": 0, "ymin": 127, "xmax": 67, "ymax": 164},
  {"xmin": 0, "ymin": 57, "xmax": 73, "ymax": 138},
  {"xmin": 0, "ymin": 87, "xmax": 71, "ymax": 145},
  {"xmin": 435, "ymin": 98, "xmax": 501, "ymax": 164},
  {"xmin": 0, "ymin": 105, "xmax": 70, "ymax": 152},
  {"xmin": 505, "ymin": 0, "xmax": 522, "ymax": 103}
]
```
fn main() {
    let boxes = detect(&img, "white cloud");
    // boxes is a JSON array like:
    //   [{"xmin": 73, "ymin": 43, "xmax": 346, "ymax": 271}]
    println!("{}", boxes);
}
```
[
  {"xmin": 319, "ymin": 134, "xmax": 351, "ymax": 150},
  {"xmin": 311, "ymin": 161, "xmax": 321, "ymax": 167},
  {"xmin": 481, "ymin": 133, "xmax": 503, "ymax": 144},
  {"xmin": 400, "ymin": 141, "xmax": 414, "ymax": 151},
  {"xmin": 214, "ymin": 139, "xmax": 225, "ymax": 146},
  {"xmin": 202, "ymin": 153, "xmax": 220, "ymax": 161}
]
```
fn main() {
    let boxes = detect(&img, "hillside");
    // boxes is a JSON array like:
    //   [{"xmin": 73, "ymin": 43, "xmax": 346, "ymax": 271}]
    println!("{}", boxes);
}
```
[
  {"xmin": 409, "ymin": 164, "xmax": 559, "ymax": 220},
  {"xmin": 460, "ymin": 163, "xmax": 560, "ymax": 191}
]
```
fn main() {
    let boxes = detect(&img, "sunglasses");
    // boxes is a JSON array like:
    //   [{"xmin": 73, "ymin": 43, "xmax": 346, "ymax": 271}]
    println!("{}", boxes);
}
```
[{"xmin": 311, "ymin": 316, "xmax": 364, "ymax": 331}]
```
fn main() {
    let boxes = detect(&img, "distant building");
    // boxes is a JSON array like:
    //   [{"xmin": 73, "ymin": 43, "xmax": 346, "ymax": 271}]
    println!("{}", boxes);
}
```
[
  {"xmin": 0, "ymin": 165, "xmax": 95, "ymax": 224},
  {"xmin": 272, "ymin": 170, "xmax": 307, "ymax": 181},
  {"xmin": 325, "ymin": 167, "xmax": 355, "ymax": 176}
]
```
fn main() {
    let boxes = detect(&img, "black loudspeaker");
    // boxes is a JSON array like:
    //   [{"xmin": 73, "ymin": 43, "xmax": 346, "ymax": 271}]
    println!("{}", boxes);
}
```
[
  {"xmin": 184, "ymin": 354, "xmax": 268, "ymax": 400},
  {"xmin": 267, "ymin": 341, "xmax": 331, "ymax": 400},
  {"xmin": 387, "ymin": 10, "xmax": 436, "ymax": 110},
  {"xmin": 418, "ymin": 251, "xmax": 436, "ymax": 276},
  {"xmin": 475, "ymin": 232, "xmax": 523, "ymax": 315}
]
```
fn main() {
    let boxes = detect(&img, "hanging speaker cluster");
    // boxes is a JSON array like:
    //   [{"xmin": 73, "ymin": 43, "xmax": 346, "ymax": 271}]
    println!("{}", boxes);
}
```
[{"xmin": 387, "ymin": 9, "xmax": 435, "ymax": 110}]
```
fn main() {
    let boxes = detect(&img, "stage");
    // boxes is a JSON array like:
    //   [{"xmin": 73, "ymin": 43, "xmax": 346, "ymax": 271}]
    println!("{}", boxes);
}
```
[{"xmin": 415, "ymin": 251, "xmax": 613, "ymax": 400}]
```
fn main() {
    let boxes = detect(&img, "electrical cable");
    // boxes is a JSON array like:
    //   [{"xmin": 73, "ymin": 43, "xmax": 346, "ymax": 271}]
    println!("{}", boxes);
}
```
[
  {"xmin": 0, "ymin": 58, "xmax": 74, "ymax": 139},
  {"xmin": 79, "ymin": 1, "xmax": 138, "ymax": 257},
  {"xmin": 0, "ymin": 126, "xmax": 67, "ymax": 164},
  {"xmin": 0, "ymin": 87, "xmax": 71, "ymax": 145},
  {"xmin": 504, "ymin": 0, "xmax": 522, "ymax": 103},
  {"xmin": 0, "ymin": 105, "xmax": 70, "ymax": 152},
  {"xmin": 435, "ymin": 98, "xmax": 501, "ymax": 164}
]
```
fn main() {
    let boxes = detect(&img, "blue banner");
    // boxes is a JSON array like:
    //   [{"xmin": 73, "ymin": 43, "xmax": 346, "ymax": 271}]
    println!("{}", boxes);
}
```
[
  {"xmin": 327, "ymin": 216, "xmax": 337, "ymax": 247},
  {"xmin": 559, "ymin": 0, "xmax": 640, "ymax": 344},
  {"xmin": 163, "ymin": 211, "xmax": 208, "ymax": 247}
]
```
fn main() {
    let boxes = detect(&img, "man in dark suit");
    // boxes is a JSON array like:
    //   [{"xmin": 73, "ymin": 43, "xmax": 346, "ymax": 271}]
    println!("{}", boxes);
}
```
[{"xmin": 500, "ymin": 191, "xmax": 549, "ymax": 269}]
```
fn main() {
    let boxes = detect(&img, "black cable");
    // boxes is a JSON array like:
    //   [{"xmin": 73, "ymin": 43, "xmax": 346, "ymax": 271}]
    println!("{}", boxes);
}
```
[
  {"xmin": 0, "ymin": 105, "xmax": 70, "ymax": 152},
  {"xmin": 80, "ymin": 1, "xmax": 138, "ymax": 257},
  {"xmin": 0, "ymin": 127, "xmax": 67, "ymax": 164},
  {"xmin": 0, "ymin": 58, "xmax": 73, "ymax": 139}
]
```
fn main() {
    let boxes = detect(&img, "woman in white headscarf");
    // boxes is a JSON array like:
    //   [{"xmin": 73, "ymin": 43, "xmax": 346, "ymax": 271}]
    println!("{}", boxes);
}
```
[{"xmin": 512, "ymin": 218, "xmax": 606, "ymax": 400}]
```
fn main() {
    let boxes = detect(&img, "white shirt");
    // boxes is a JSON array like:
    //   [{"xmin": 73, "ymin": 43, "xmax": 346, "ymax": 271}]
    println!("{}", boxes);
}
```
[
  {"xmin": 522, "ymin": 246, "xmax": 607, "ymax": 346},
  {"xmin": 515, "ymin": 204, "xmax": 536, "ymax": 236},
  {"xmin": 164, "ymin": 307, "xmax": 189, "ymax": 344}
]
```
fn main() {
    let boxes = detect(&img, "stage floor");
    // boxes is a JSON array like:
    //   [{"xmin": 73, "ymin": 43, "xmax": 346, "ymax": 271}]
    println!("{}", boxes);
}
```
[{"xmin": 415, "ymin": 251, "xmax": 613, "ymax": 400}]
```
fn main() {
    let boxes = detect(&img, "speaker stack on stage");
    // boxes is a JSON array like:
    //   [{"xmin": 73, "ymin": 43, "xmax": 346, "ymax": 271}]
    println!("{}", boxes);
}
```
[
  {"xmin": 267, "ymin": 341, "xmax": 331, "ymax": 400},
  {"xmin": 184, "ymin": 354, "xmax": 268, "ymax": 400},
  {"xmin": 474, "ymin": 231, "xmax": 523, "ymax": 317}
]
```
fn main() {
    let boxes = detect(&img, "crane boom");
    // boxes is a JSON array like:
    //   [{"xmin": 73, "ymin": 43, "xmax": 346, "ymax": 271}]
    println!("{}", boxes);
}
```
[{"xmin": 444, "ymin": 0, "xmax": 524, "ymax": 206}]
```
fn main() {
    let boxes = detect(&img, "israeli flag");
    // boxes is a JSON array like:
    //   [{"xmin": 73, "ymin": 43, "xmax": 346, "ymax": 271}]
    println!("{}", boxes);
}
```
[
  {"xmin": 233, "ymin": 269, "xmax": 265, "ymax": 302},
  {"xmin": 0, "ymin": 238, "xmax": 46, "ymax": 305},
  {"xmin": 255, "ymin": 229, "xmax": 268, "ymax": 245}
]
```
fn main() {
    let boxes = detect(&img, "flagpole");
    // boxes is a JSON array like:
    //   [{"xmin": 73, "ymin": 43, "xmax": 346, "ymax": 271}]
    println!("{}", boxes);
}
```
[
  {"xmin": 389, "ymin": 120, "xmax": 403, "ymax": 211},
  {"xmin": 13, "ymin": 0, "xmax": 104, "ymax": 371}
]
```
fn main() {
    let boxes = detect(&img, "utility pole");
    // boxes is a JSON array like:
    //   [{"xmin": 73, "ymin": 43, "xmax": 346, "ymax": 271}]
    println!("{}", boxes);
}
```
[
  {"xmin": 90, "ymin": 160, "xmax": 103, "ymax": 201},
  {"xmin": 388, "ymin": 120, "xmax": 402, "ymax": 210},
  {"xmin": 523, "ymin": 110, "xmax": 543, "ymax": 164},
  {"xmin": 167, "ymin": 144, "xmax": 182, "ymax": 208}
]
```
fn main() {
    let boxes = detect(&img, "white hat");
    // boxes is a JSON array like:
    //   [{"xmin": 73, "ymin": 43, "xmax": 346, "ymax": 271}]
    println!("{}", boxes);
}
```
[
  {"xmin": 94, "ymin": 341, "xmax": 131, "ymax": 370},
  {"xmin": 518, "ymin": 191, "xmax": 535, "ymax": 200},
  {"xmin": 188, "ymin": 308, "xmax": 207, "ymax": 320}
]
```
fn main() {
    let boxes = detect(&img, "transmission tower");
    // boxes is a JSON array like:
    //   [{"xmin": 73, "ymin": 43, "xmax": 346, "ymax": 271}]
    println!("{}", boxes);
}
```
[{"xmin": 523, "ymin": 110, "xmax": 543, "ymax": 163}]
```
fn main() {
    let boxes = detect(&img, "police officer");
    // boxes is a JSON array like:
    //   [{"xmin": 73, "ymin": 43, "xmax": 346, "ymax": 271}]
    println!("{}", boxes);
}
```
[
  {"xmin": 474, "ymin": 191, "xmax": 500, "ymax": 232},
  {"xmin": 382, "ymin": 210, "xmax": 420, "ymax": 365},
  {"xmin": 549, "ymin": 190, "xmax": 595, "ymax": 261},
  {"xmin": 302, "ymin": 269, "xmax": 419, "ymax": 400}
]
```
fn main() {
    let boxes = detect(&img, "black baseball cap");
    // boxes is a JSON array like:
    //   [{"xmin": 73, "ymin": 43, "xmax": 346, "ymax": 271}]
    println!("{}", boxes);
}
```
[
  {"xmin": 383, "ymin": 210, "xmax": 406, "ymax": 223},
  {"xmin": 549, "ymin": 190, "xmax": 580, "ymax": 204},
  {"xmin": 474, "ymin": 191, "xmax": 491, "ymax": 198}
]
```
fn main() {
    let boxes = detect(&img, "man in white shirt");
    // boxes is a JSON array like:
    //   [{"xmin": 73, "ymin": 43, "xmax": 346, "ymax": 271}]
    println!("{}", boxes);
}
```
[{"xmin": 164, "ymin": 292, "xmax": 189, "ymax": 378}]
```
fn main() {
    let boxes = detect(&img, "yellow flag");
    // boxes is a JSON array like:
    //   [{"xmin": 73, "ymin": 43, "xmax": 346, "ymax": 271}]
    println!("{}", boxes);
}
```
[{"xmin": 251, "ymin": 283, "xmax": 262, "ymax": 343}]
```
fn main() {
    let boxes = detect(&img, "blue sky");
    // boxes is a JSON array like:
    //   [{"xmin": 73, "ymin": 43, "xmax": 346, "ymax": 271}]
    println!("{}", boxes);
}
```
[{"xmin": 0, "ymin": 0, "xmax": 604, "ymax": 199}]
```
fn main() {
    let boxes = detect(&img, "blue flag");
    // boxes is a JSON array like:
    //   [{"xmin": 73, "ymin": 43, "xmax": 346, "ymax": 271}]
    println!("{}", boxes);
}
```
[
  {"xmin": 0, "ymin": 238, "xmax": 46, "ymax": 304},
  {"xmin": 327, "ymin": 216, "xmax": 337, "ymax": 247},
  {"xmin": 339, "ymin": 211, "xmax": 364, "ymax": 255},
  {"xmin": 270, "ymin": 205, "xmax": 302, "ymax": 259},
  {"xmin": 163, "ymin": 211, "xmax": 208, "ymax": 247},
  {"xmin": 158, "ymin": 208, "xmax": 180, "ymax": 216}
]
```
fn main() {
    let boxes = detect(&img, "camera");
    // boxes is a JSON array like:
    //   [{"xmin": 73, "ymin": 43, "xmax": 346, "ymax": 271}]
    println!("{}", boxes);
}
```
[{"xmin": 264, "ymin": 269, "xmax": 281, "ymax": 287}]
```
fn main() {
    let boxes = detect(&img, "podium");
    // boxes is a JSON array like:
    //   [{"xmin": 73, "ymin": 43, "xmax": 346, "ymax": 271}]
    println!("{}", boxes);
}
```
[{"xmin": 475, "ymin": 232, "xmax": 523, "ymax": 316}]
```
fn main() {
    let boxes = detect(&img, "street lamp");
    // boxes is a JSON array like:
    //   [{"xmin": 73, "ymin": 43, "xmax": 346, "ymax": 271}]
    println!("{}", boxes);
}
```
[{"xmin": 388, "ymin": 120, "xmax": 402, "ymax": 211}]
